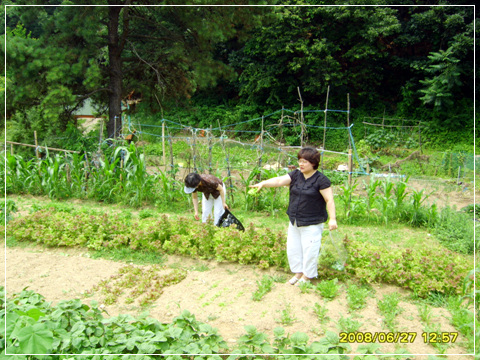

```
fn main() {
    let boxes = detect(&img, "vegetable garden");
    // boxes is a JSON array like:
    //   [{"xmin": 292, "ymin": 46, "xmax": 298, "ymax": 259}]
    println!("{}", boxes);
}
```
[{"xmin": 2, "ymin": 137, "xmax": 478, "ymax": 359}]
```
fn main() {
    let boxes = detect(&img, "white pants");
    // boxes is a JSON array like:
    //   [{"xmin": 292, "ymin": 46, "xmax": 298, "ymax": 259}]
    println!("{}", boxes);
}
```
[
  {"xmin": 286, "ymin": 221, "xmax": 324, "ymax": 278},
  {"xmin": 202, "ymin": 191, "xmax": 225, "ymax": 225}
]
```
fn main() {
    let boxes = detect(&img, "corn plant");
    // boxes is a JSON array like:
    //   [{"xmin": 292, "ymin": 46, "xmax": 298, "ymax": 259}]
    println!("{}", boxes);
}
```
[
  {"xmin": 239, "ymin": 167, "xmax": 261, "ymax": 211},
  {"xmin": 116, "ymin": 145, "xmax": 154, "ymax": 206},
  {"xmin": 338, "ymin": 180, "xmax": 358, "ymax": 221},
  {"xmin": 5, "ymin": 153, "xmax": 40, "ymax": 194},
  {"xmin": 393, "ymin": 176, "xmax": 410, "ymax": 209},
  {"xmin": 38, "ymin": 152, "xmax": 71, "ymax": 199},
  {"xmin": 363, "ymin": 178, "xmax": 381, "ymax": 213},
  {"xmin": 378, "ymin": 180, "xmax": 396, "ymax": 225},
  {"xmin": 408, "ymin": 188, "xmax": 433, "ymax": 226},
  {"xmin": 155, "ymin": 169, "xmax": 179, "ymax": 206}
]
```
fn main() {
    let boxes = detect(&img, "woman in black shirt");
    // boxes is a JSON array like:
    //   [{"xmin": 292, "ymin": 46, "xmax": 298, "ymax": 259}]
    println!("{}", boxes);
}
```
[{"xmin": 249, "ymin": 147, "xmax": 337, "ymax": 285}]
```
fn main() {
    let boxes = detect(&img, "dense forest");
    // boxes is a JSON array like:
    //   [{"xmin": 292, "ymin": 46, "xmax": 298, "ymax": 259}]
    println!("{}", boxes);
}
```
[{"xmin": 1, "ymin": 1, "xmax": 477, "ymax": 153}]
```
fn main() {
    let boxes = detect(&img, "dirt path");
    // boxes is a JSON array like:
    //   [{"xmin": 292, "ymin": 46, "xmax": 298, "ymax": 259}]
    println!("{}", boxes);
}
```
[{"xmin": 2, "ymin": 243, "xmax": 472, "ymax": 358}]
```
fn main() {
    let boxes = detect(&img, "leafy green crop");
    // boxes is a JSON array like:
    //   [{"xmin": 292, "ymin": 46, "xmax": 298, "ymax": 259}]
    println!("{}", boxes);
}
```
[
  {"xmin": 7, "ymin": 207, "xmax": 472, "ymax": 298},
  {"xmin": 1, "ymin": 287, "xmax": 357, "ymax": 357}
]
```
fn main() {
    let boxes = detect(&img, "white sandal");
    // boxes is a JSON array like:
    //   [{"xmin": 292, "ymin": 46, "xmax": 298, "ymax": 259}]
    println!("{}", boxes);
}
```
[
  {"xmin": 295, "ymin": 278, "xmax": 310, "ymax": 286},
  {"xmin": 288, "ymin": 276, "xmax": 301, "ymax": 285}
]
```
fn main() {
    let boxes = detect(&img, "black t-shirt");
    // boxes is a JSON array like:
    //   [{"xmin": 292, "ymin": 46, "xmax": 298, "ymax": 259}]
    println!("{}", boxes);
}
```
[{"xmin": 286, "ymin": 169, "xmax": 331, "ymax": 226}]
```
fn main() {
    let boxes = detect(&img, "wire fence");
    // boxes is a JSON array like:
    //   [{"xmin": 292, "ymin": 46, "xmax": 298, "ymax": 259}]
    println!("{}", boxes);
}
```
[{"xmin": 4, "ymin": 106, "xmax": 478, "ymax": 193}]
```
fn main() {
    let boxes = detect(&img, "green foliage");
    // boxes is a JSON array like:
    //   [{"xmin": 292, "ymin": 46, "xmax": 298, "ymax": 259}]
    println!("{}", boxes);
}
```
[
  {"xmin": 336, "ymin": 176, "xmax": 448, "ymax": 229},
  {"xmin": 337, "ymin": 315, "xmax": 362, "ymax": 333},
  {"xmin": 346, "ymin": 283, "xmax": 371, "ymax": 311},
  {"xmin": 1, "ymin": 286, "xmax": 358, "ymax": 357},
  {"xmin": 433, "ymin": 206, "xmax": 475, "ymax": 255},
  {"xmin": 3, "ymin": 146, "xmax": 188, "ymax": 209},
  {"xmin": 460, "ymin": 268, "xmax": 478, "ymax": 354},
  {"xmin": 1, "ymin": 287, "xmax": 230, "ymax": 356},
  {"xmin": 377, "ymin": 292, "xmax": 403, "ymax": 331},
  {"xmin": 315, "ymin": 278, "xmax": 340, "ymax": 301},
  {"xmin": 419, "ymin": 47, "xmax": 462, "ymax": 110},
  {"xmin": 345, "ymin": 235, "xmax": 471, "ymax": 298},
  {"xmin": 252, "ymin": 275, "xmax": 275, "ymax": 301},
  {"xmin": 2, "ymin": 199, "xmax": 17, "ymax": 225},
  {"xmin": 7, "ymin": 207, "xmax": 472, "ymax": 299}
]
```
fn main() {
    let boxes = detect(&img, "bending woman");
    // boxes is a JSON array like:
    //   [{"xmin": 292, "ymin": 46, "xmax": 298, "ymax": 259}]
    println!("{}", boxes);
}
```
[{"xmin": 184, "ymin": 173, "xmax": 228, "ymax": 225}]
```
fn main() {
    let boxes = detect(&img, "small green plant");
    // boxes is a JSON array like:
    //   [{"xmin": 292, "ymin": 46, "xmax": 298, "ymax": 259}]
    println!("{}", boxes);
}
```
[
  {"xmin": 236, "ymin": 325, "xmax": 274, "ymax": 353},
  {"xmin": 297, "ymin": 279, "xmax": 315, "ymax": 294},
  {"xmin": 313, "ymin": 303, "xmax": 330, "ymax": 324},
  {"xmin": 377, "ymin": 292, "xmax": 403, "ymax": 331},
  {"xmin": 346, "ymin": 283, "xmax": 370, "ymax": 310},
  {"xmin": 422, "ymin": 324, "xmax": 451, "ymax": 354},
  {"xmin": 252, "ymin": 275, "xmax": 275, "ymax": 301},
  {"xmin": 337, "ymin": 315, "xmax": 362, "ymax": 333},
  {"xmin": 2, "ymin": 199, "xmax": 17, "ymax": 224},
  {"xmin": 138, "ymin": 209, "xmax": 155, "ymax": 219},
  {"xmin": 417, "ymin": 302, "xmax": 435, "ymax": 326},
  {"xmin": 461, "ymin": 268, "xmax": 478, "ymax": 353},
  {"xmin": 316, "ymin": 278, "xmax": 340, "ymax": 300},
  {"xmin": 276, "ymin": 303, "xmax": 297, "ymax": 326}
]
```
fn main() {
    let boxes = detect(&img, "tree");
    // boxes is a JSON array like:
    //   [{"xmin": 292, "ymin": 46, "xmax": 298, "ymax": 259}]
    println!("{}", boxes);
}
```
[
  {"xmin": 419, "ymin": 47, "xmax": 462, "ymax": 109},
  {"xmin": 4, "ymin": 3, "xmax": 106, "ymax": 143},
  {"xmin": 4, "ymin": 2, "xmax": 266, "ymax": 143}
]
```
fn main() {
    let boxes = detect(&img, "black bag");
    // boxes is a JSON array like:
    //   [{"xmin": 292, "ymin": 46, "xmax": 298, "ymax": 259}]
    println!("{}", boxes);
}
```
[{"xmin": 216, "ymin": 209, "xmax": 245, "ymax": 231}]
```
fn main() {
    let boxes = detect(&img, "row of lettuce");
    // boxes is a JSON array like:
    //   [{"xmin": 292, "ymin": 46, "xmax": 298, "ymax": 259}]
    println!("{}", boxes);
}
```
[{"xmin": 6, "ymin": 208, "xmax": 472, "ymax": 298}]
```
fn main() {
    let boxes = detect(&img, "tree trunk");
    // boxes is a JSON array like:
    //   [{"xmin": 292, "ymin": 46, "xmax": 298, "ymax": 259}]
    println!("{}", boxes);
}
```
[{"xmin": 107, "ymin": 5, "xmax": 124, "ymax": 140}]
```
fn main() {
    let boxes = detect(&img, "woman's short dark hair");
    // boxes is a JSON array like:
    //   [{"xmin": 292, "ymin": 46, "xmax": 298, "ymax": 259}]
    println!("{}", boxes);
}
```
[
  {"xmin": 185, "ymin": 173, "xmax": 202, "ymax": 188},
  {"xmin": 298, "ymin": 147, "xmax": 320, "ymax": 170}
]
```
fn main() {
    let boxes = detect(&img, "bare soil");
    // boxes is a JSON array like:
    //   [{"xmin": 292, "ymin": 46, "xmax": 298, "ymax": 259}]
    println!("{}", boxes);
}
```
[{"xmin": 2, "ymin": 242, "xmax": 473, "ymax": 358}]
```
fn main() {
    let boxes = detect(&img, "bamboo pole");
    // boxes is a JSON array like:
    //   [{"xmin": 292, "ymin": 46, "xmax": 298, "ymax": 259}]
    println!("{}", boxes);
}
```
[
  {"xmin": 168, "ymin": 134, "xmax": 174, "ymax": 179},
  {"xmin": 322, "ymin": 86, "xmax": 330, "ymax": 150},
  {"xmin": 34, "ymin": 131, "xmax": 39, "ymax": 158},
  {"xmin": 217, "ymin": 119, "xmax": 233, "ymax": 204},
  {"xmin": 297, "ymin": 87, "xmax": 305, "ymax": 147},
  {"xmin": 418, "ymin": 122, "xmax": 422, "ymax": 154},
  {"xmin": 98, "ymin": 119, "xmax": 104, "ymax": 151},
  {"xmin": 6, "ymin": 141, "xmax": 80, "ymax": 154},
  {"xmin": 347, "ymin": 93, "xmax": 351, "ymax": 149},
  {"xmin": 348, "ymin": 148, "xmax": 353, "ymax": 186},
  {"xmin": 192, "ymin": 129, "xmax": 197, "ymax": 173},
  {"xmin": 257, "ymin": 116, "xmax": 264, "ymax": 173},
  {"xmin": 162, "ymin": 120, "xmax": 166, "ymax": 167},
  {"xmin": 208, "ymin": 125, "xmax": 213, "ymax": 174}
]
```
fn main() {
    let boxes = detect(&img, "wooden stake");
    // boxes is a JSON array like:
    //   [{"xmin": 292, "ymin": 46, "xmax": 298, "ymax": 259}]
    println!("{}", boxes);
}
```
[
  {"xmin": 34, "ymin": 131, "xmax": 39, "ymax": 158},
  {"xmin": 168, "ymin": 135, "xmax": 174, "ymax": 179},
  {"xmin": 162, "ymin": 121, "xmax": 166, "ymax": 167},
  {"xmin": 98, "ymin": 119, "xmax": 104, "ymax": 151},
  {"xmin": 208, "ymin": 125, "xmax": 213, "ymax": 174},
  {"xmin": 348, "ymin": 148, "xmax": 353, "ymax": 186},
  {"xmin": 347, "ymin": 93, "xmax": 351, "ymax": 149},
  {"xmin": 297, "ymin": 87, "xmax": 305, "ymax": 147},
  {"xmin": 192, "ymin": 129, "xmax": 197, "ymax": 173},
  {"xmin": 322, "ymin": 85, "xmax": 330, "ymax": 150},
  {"xmin": 418, "ymin": 122, "xmax": 422, "ymax": 154}
]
